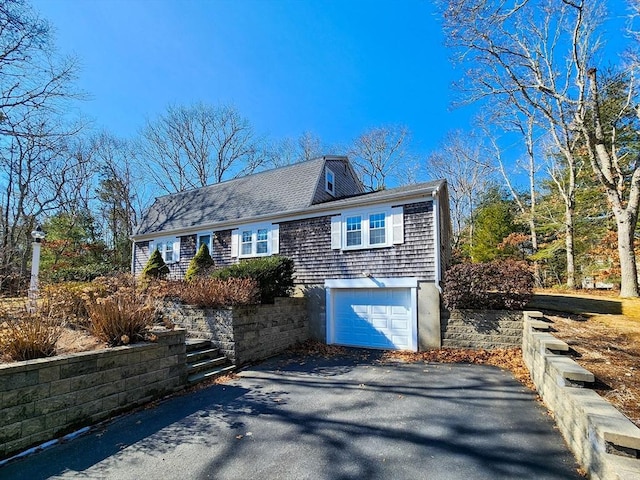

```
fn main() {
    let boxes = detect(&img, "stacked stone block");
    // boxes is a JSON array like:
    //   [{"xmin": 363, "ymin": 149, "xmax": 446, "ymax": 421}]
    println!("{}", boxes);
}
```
[
  {"xmin": 522, "ymin": 311, "xmax": 640, "ymax": 480},
  {"xmin": 441, "ymin": 310, "xmax": 523, "ymax": 349},
  {"xmin": 160, "ymin": 298, "xmax": 309, "ymax": 366},
  {"xmin": 0, "ymin": 329, "xmax": 186, "ymax": 460}
]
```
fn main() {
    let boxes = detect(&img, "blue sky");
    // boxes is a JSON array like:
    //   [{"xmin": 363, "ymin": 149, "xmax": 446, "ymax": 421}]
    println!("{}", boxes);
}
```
[
  {"xmin": 31, "ymin": 0, "xmax": 633, "ymax": 186},
  {"xmin": 32, "ymin": 0, "xmax": 471, "ymax": 164}
]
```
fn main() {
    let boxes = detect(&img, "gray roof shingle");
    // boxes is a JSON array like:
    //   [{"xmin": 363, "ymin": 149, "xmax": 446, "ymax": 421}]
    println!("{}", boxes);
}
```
[
  {"xmin": 135, "ymin": 156, "xmax": 446, "ymax": 238},
  {"xmin": 136, "ymin": 157, "xmax": 328, "ymax": 235}
]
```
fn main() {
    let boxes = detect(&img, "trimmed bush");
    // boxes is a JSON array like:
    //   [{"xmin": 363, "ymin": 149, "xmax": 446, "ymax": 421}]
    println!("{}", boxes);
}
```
[
  {"xmin": 443, "ymin": 259, "xmax": 533, "ymax": 310},
  {"xmin": 212, "ymin": 256, "xmax": 294, "ymax": 303},
  {"xmin": 142, "ymin": 249, "xmax": 170, "ymax": 280},
  {"xmin": 185, "ymin": 244, "xmax": 214, "ymax": 281},
  {"xmin": 0, "ymin": 310, "xmax": 62, "ymax": 361}
]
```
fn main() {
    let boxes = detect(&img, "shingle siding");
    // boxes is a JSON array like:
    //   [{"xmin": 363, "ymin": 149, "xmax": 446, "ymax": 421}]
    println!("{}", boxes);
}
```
[
  {"xmin": 133, "ymin": 234, "xmax": 195, "ymax": 278},
  {"xmin": 279, "ymin": 201, "xmax": 436, "ymax": 285},
  {"xmin": 311, "ymin": 159, "xmax": 364, "ymax": 204},
  {"xmin": 211, "ymin": 229, "xmax": 233, "ymax": 267},
  {"xmin": 135, "ymin": 200, "xmax": 437, "ymax": 284}
]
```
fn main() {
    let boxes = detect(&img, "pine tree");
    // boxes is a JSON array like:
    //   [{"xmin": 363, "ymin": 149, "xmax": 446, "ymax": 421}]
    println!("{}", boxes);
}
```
[
  {"xmin": 142, "ymin": 249, "xmax": 170, "ymax": 279},
  {"xmin": 185, "ymin": 244, "xmax": 214, "ymax": 280}
]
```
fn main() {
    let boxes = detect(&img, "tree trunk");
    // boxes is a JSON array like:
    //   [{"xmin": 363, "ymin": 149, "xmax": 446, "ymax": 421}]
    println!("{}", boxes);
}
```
[
  {"xmin": 565, "ymin": 204, "xmax": 576, "ymax": 289},
  {"xmin": 615, "ymin": 209, "xmax": 639, "ymax": 297}
]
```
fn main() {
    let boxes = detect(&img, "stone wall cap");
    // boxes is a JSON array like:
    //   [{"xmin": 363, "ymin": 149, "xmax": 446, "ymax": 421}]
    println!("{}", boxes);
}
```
[{"xmin": 547, "ymin": 355, "xmax": 595, "ymax": 383}]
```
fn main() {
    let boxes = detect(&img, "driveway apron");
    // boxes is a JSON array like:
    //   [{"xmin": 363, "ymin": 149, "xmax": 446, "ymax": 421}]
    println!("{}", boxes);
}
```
[{"xmin": 0, "ymin": 351, "xmax": 582, "ymax": 480}]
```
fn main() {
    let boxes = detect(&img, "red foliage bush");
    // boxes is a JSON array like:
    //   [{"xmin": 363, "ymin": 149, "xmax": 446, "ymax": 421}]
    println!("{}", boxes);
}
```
[{"xmin": 443, "ymin": 259, "xmax": 533, "ymax": 310}]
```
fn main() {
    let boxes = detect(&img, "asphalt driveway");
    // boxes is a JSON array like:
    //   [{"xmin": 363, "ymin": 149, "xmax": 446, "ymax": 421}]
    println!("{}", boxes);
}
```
[{"xmin": 1, "ymin": 350, "xmax": 582, "ymax": 479}]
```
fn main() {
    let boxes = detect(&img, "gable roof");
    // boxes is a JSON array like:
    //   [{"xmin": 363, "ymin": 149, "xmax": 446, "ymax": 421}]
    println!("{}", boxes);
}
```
[{"xmin": 135, "ymin": 156, "xmax": 355, "ymax": 237}]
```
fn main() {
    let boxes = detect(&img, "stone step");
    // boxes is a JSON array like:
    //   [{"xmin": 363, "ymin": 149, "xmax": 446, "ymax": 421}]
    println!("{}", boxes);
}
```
[
  {"xmin": 186, "ymin": 347, "xmax": 221, "ymax": 363},
  {"xmin": 187, "ymin": 364, "xmax": 236, "ymax": 385},
  {"xmin": 187, "ymin": 356, "xmax": 229, "ymax": 374},
  {"xmin": 185, "ymin": 339, "xmax": 211, "ymax": 352}
]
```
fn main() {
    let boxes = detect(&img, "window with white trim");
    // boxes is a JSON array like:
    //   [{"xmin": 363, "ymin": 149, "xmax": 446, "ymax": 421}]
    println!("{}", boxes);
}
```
[
  {"xmin": 232, "ymin": 223, "xmax": 279, "ymax": 258},
  {"xmin": 325, "ymin": 167, "xmax": 336, "ymax": 196},
  {"xmin": 148, "ymin": 237, "xmax": 181, "ymax": 264},
  {"xmin": 331, "ymin": 206, "xmax": 403, "ymax": 250}
]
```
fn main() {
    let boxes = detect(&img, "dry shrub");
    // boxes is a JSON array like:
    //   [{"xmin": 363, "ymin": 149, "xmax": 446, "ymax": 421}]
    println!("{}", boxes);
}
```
[
  {"xmin": 443, "ymin": 259, "xmax": 533, "ymax": 310},
  {"xmin": 41, "ymin": 282, "xmax": 92, "ymax": 327},
  {"xmin": 40, "ymin": 275, "xmax": 143, "ymax": 329},
  {"xmin": 86, "ymin": 288, "xmax": 154, "ymax": 346},
  {"xmin": 0, "ymin": 309, "xmax": 62, "ymax": 361},
  {"xmin": 151, "ymin": 278, "xmax": 259, "ymax": 308}
]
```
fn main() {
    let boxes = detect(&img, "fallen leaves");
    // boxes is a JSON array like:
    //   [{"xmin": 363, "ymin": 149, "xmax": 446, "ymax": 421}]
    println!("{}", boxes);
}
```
[{"xmin": 380, "ymin": 348, "xmax": 536, "ymax": 390}]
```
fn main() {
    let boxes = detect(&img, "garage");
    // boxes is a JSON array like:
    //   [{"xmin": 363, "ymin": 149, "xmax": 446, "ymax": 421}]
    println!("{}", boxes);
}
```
[{"xmin": 325, "ymin": 278, "xmax": 418, "ymax": 351}]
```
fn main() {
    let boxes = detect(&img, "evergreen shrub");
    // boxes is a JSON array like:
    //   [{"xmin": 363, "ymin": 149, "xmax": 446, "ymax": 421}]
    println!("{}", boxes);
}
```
[
  {"xmin": 185, "ymin": 244, "xmax": 214, "ymax": 280},
  {"xmin": 212, "ymin": 256, "xmax": 294, "ymax": 303},
  {"xmin": 142, "ymin": 249, "xmax": 170, "ymax": 280}
]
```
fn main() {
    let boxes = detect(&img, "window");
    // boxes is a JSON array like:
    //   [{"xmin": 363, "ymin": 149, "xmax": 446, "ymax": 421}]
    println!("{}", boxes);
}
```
[
  {"xmin": 256, "ymin": 228, "xmax": 268, "ymax": 254},
  {"xmin": 325, "ymin": 167, "xmax": 335, "ymax": 196},
  {"xmin": 331, "ymin": 206, "xmax": 403, "ymax": 251},
  {"xmin": 369, "ymin": 213, "xmax": 386, "ymax": 245},
  {"xmin": 197, "ymin": 233, "xmax": 211, "ymax": 252},
  {"xmin": 232, "ymin": 223, "xmax": 280, "ymax": 258},
  {"xmin": 149, "ymin": 237, "xmax": 180, "ymax": 263},
  {"xmin": 346, "ymin": 215, "xmax": 362, "ymax": 247},
  {"xmin": 241, "ymin": 230, "xmax": 252, "ymax": 256}
]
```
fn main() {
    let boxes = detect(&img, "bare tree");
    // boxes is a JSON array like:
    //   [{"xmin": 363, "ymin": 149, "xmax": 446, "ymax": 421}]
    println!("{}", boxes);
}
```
[
  {"xmin": 438, "ymin": 0, "xmax": 640, "ymax": 295},
  {"xmin": 427, "ymin": 131, "xmax": 493, "ymax": 249},
  {"xmin": 0, "ymin": 0, "xmax": 81, "ymax": 136},
  {"xmin": 0, "ymin": 118, "xmax": 90, "ymax": 284},
  {"xmin": 140, "ymin": 103, "xmax": 264, "ymax": 193},
  {"xmin": 93, "ymin": 132, "xmax": 141, "ymax": 269},
  {"xmin": 0, "ymin": 0, "xmax": 85, "ymax": 290},
  {"xmin": 483, "ymin": 110, "xmax": 545, "ymax": 285},
  {"xmin": 349, "ymin": 125, "xmax": 411, "ymax": 191},
  {"xmin": 266, "ymin": 131, "xmax": 324, "ymax": 168}
]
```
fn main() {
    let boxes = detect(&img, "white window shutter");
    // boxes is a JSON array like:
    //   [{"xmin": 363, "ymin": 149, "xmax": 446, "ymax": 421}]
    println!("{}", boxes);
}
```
[
  {"xmin": 173, "ymin": 238, "xmax": 181, "ymax": 262},
  {"xmin": 331, "ymin": 215, "xmax": 342, "ymax": 250},
  {"xmin": 231, "ymin": 229, "xmax": 239, "ymax": 257},
  {"xmin": 391, "ymin": 206, "xmax": 404, "ymax": 244},
  {"xmin": 271, "ymin": 224, "xmax": 280, "ymax": 254}
]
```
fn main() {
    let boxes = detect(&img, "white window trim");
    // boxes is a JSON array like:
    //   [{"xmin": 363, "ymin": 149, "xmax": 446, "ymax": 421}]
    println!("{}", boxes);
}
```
[
  {"xmin": 148, "ymin": 236, "xmax": 180, "ymax": 264},
  {"xmin": 341, "ymin": 207, "xmax": 392, "ymax": 250},
  {"xmin": 325, "ymin": 167, "xmax": 336, "ymax": 196},
  {"xmin": 331, "ymin": 205, "xmax": 403, "ymax": 251},
  {"xmin": 231, "ymin": 223, "xmax": 279, "ymax": 258}
]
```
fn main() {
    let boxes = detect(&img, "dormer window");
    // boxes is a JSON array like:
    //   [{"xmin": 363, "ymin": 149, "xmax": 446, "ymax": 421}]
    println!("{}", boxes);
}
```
[{"xmin": 325, "ymin": 167, "xmax": 335, "ymax": 196}]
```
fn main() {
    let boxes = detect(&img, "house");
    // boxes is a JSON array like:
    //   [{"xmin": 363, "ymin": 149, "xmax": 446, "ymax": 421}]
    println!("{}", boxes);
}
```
[{"xmin": 132, "ymin": 155, "xmax": 451, "ymax": 351}]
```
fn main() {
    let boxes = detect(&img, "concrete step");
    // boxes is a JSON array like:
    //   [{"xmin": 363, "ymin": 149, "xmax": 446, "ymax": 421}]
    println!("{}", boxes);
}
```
[
  {"xmin": 186, "ymin": 347, "xmax": 221, "ymax": 363},
  {"xmin": 185, "ymin": 339, "xmax": 211, "ymax": 352},
  {"xmin": 187, "ymin": 356, "xmax": 229, "ymax": 374},
  {"xmin": 187, "ymin": 364, "xmax": 236, "ymax": 385}
]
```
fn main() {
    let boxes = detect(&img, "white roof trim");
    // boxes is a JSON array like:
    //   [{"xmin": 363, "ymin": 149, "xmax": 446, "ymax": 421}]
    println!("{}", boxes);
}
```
[
  {"xmin": 325, "ymin": 277, "xmax": 419, "ymax": 289},
  {"xmin": 131, "ymin": 185, "xmax": 441, "ymax": 241}
]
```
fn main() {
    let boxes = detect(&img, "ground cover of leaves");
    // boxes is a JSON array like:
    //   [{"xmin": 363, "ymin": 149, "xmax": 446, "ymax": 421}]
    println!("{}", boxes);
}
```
[
  {"xmin": 546, "ymin": 311, "xmax": 640, "ymax": 428},
  {"xmin": 289, "ymin": 339, "xmax": 536, "ymax": 390}
]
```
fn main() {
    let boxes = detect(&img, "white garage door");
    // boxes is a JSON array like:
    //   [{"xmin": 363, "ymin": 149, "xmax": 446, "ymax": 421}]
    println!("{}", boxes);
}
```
[{"xmin": 330, "ymin": 288, "xmax": 416, "ymax": 351}]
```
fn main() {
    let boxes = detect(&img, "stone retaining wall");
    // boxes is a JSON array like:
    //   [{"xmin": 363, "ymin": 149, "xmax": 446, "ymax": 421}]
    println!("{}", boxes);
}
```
[
  {"xmin": 522, "ymin": 312, "xmax": 640, "ymax": 480},
  {"xmin": 441, "ymin": 309, "xmax": 523, "ymax": 349},
  {"xmin": 159, "ymin": 297, "xmax": 309, "ymax": 365},
  {"xmin": 0, "ymin": 329, "xmax": 186, "ymax": 460}
]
